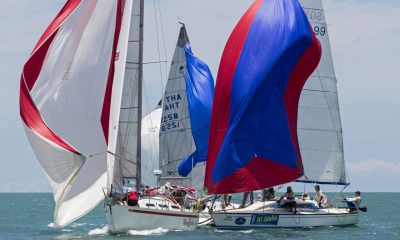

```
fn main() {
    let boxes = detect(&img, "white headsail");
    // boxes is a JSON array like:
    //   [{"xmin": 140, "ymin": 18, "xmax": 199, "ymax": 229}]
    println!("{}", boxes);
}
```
[
  {"xmin": 158, "ymin": 26, "xmax": 205, "ymax": 191},
  {"xmin": 141, "ymin": 105, "xmax": 162, "ymax": 187},
  {"xmin": 20, "ymin": 0, "xmax": 146, "ymax": 227},
  {"xmin": 20, "ymin": 0, "xmax": 123, "ymax": 227},
  {"xmin": 297, "ymin": 0, "xmax": 347, "ymax": 185}
]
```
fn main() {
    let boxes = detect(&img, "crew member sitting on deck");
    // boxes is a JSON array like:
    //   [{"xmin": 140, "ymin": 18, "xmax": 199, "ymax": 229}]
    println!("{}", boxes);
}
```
[
  {"xmin": 127, "ymin": 191, "xmax": 138, "ymax": 206},
  {"xmin": 302, "ymin": 192, "xmax": 310, "ymax": 201},
  {"xmin": 277, "ymin": 186, "xmax": 297, "ymax": 213},
  {"xmin": 143, "ymin": 186, "xmax": 155, "ymax": 196},
  {"xmin": 262, "ymin": 187, "xmax": 275, "ymax": 201},
  {"xmin": 313, "ymin": 185, "xmax": 328, "ymax": 208},
  {"xmin": 345, "ymin": 191, "xmax": 362, "ymax": 212}
]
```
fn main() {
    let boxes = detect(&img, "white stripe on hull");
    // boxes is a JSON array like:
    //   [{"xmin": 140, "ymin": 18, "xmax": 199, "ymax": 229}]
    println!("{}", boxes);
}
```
[
  {"xmin": 212, "ymin": 211, "xmax": 358, "ymax": 229},
  {"xmin": 106, "ymin": 205, "xmax": 199, "ymax": 232}
]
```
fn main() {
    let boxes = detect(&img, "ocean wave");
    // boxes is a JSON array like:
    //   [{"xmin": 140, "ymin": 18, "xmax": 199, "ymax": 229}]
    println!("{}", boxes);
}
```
[
  {"xmin": 88, "ymin": 225, "xmax": 110, "ymax": 236},
  {"xmin": 70, "ymin": 222, "xmax": 87, "ymax": 227},
  {"xmin": 48, "ymin": 223, "xmax": 55, "ymax": 228},
  {"xmin": 128, "ymin": 227, "xmax": 169, "ymax": 236}
]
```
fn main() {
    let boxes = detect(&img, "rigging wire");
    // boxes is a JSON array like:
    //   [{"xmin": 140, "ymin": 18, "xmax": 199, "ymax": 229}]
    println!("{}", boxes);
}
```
[
  {"xmin": 142, "ymin": 79, "xmax": 159, "ymax": 177},
  {"xmin": 157, "ymin": 0, "xmax": 169, "ymax": 80},
  {"xmin": 153, "ymin": 0, "xmax": 165, "ymax": 97}
]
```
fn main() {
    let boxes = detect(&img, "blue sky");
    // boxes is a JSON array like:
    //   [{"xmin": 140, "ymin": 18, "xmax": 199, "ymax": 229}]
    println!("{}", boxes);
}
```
[{"xmin": 0, "ymin": 0, "xmax": 399, "ymax": 192}]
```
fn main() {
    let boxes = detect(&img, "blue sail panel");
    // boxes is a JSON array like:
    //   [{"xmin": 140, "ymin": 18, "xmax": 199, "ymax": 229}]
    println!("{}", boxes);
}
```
[{"xmin": 178, "ymin": 44, "xmax": 214, "ymax": 177}]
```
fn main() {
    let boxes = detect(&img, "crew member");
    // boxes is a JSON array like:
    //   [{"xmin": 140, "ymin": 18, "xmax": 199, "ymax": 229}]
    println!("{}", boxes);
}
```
[
  {"xmin": 127, "ymin": 191, "xmax": 139, "ymax": 206},
  {"xmin": 313, "ymin": 185, "xmax": 328, "ymax": 208}
]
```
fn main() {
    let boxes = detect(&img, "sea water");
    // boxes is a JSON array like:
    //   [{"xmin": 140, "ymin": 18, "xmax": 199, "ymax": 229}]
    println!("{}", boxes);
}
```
[{"xmin": 0, "ymin": 193, "xmax": 398, "ymax": 240}]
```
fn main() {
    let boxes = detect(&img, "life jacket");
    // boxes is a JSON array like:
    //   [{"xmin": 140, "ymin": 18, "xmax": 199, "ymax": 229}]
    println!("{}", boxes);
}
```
[
  {"xmin": 145, "ymin": 188, "xmax": 155, "ymax": 196},
  {"xmin": 128, "ymin": 192, "xmax": 138, "ymax": 201}
]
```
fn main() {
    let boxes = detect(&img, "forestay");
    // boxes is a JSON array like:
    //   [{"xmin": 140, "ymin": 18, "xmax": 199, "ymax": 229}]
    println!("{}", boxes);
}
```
[
  {"xmin": 159, "ymin": 25, "xmax": 205, "ymax": 191},
  {"xmin": 297, "ymin": 0, "xmax": 347, "ymax": 185},
  {"xmin": 20, "ymin": 0, "xmax": 122, "ymax": 227}
]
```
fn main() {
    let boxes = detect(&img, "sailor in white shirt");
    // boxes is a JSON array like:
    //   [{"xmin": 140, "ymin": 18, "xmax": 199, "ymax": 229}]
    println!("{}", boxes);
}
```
[
  {"xmin": 313, "ymin": 185, "xmax": 328, "ymax": 207},
  {"xmin": 158, "ymin": 182, "xmax": 173, "ymax": 197}
]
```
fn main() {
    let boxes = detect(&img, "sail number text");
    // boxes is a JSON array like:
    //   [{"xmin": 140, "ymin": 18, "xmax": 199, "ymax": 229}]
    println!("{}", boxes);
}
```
[
  {"xmin": 162, "ymin": 113, "xmax": 179, "ymax": 123},
  {"xmin": 313, "ymin": 25, "xmax": 326, "ymax": 36},
  {"xmin": 161, "ymin": 121, "xmax": 180, "ymax": 132},
  {"xmin": 161, "ymin": 93, "xmax": 182, "ymax": 133},
  {"xmin": 161, "ymin": 113, "xmax": 181, "ymax": 132},
  {"xmin": 304, "ymin": 8, "xmax": 324, "ymax": 22},
  {"xmin": 304, "ymin": 8, "xmax": 326, "ymax": 36}
]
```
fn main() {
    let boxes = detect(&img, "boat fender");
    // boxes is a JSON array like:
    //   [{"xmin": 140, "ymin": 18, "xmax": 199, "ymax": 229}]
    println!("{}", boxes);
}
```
[
  {"xmin": 196, "ymin": 198, "xmax": 202, "ymax": 212},
  {"xmin": 359, "ymin": 206, "xmax": 368, "ymax": 212}
]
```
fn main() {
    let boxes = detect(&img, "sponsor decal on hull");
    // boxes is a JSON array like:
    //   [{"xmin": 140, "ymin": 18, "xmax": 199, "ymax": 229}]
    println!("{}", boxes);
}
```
[
  {"xmin": 250, "ymin": 214, "xmax": 279, "ymax": 225},
  {"xmin": 222, "ymin": 215, "xmax": 233, "ymax": 222},
  {"xmin": 235, "ymin": 217, "xmax": 246, "ymax": 225}
]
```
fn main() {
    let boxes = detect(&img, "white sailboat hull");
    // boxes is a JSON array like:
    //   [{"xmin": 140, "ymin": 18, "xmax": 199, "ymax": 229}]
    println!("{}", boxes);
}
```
[
  {"xmin": 106, "ymin": 205, "xmax": 199, "ymax": 232},
  {"xmin": 105, "ymin": 197, "xmax": 199, "ymax": 232},
  {"xmin": 212, "ymin": 208, "xmax": 358, "ymax": 230}
]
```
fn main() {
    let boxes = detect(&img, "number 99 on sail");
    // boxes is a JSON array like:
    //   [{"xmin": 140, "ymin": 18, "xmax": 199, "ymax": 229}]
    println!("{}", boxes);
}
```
[{"xmin": 313, "ymin": 25, "xmax": 326, "ymax": 36}]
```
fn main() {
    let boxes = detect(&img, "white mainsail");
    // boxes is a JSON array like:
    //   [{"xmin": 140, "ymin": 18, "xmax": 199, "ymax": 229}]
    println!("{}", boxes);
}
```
[
  {"xmin": 20, "ymin": 1, "xmax": 121, "ymax": 227},
  {"xmin": 297, "ymin": 0, "xmax": 347, "ymax": 185},
  {"xmin": 159, "ymin": 25, "xmax": 205, "ymax": 191},
  {"xmin": 107, "ymin": 0, "xmax": 144, "ymax": 191}
]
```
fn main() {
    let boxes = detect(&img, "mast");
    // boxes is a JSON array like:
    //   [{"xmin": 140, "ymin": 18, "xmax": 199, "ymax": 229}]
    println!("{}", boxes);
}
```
[{"xmin": 136, "ymin": 0, "xmax": 144, "ymax": 191}]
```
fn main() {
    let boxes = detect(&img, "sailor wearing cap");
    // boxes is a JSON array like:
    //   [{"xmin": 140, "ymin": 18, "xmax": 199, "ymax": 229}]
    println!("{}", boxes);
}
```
[{"xmin": 158, "ymin": 182, "xmax": 173, "ymax": 197}]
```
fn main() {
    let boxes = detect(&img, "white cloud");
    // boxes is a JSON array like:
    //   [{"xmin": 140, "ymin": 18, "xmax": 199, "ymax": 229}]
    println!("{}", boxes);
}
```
[{"xmin": 347, "ymin": 159, "xmax": 400, "ymax": 175}]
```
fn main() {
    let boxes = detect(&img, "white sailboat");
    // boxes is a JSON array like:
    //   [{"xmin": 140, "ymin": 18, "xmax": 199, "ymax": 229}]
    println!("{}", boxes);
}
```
[
  {"xmin": 157, "ymin": 23, "xmax": 218, "ymax": 227},
  {"xmin": 20, "ymin": 0, "xmax": 199, "ymax": 232},
  {"xmin": 106, "ymin": 21, "xmax": 207, "ymax": 232},
  {"xmin": 207, "ymin": 0, "xmax": 362, "ymax": 229}
]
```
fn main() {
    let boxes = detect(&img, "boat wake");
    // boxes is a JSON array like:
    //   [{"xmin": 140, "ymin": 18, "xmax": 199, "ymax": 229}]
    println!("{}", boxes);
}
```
[
  {"xmin": 215, "ymin": 229, "xmax": 255, "ymax": 234},
  {"xmin": 88, "ymin": 226, "xmax": 110, "ymax": 236},
  {"xmin": 88, "ymin": 226, "xmax": 169, "ymax": 236},
  {"xmin": 128, "ymin": 227, "xmax": 169, "ymax": 236}
]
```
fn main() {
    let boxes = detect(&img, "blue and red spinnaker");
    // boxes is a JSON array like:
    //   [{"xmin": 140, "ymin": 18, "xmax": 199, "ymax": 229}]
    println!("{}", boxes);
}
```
[
  {"xmin": 178, "ymin": 44, "xmax": 215, "ymax": 177},
  {"xmin": 204, "ymin": 0, "xmax": 322, "ymax": 194}
]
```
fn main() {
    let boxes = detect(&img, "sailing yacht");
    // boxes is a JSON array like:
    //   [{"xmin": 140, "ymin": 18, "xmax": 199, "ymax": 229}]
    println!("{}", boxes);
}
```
[
  {"xmin": 19, "ymin": 0, "xmax": 207, "ymax": 232},
  {"xmin": 105, "ymin": 21, "xmax": 215, "ymax": 232},
  {"xmin": 205, "ymin": 0, "xmax": 362, "ymax": 229}
]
